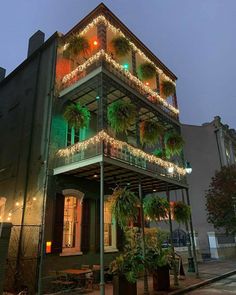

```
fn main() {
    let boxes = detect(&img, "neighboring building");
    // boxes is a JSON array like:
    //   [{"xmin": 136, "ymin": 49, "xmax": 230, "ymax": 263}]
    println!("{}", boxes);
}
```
[
  {"xmin": 0, "ymin": 3, "xmax": 189, "ymax": 293},
  {"xmin": 182, "ymin": 116, "xmax": 236, "ymax": 260}
]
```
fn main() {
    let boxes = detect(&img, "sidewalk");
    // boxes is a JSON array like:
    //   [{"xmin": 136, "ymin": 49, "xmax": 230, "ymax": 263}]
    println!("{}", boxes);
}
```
[{"xmin": 91, "ymin": 259, "xmax": 236, "ymax": 295}]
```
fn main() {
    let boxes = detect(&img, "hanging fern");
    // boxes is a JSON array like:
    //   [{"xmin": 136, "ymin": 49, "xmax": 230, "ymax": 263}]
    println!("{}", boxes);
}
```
[
  {"xmin": 108, "ymin": 100, "xmax": 136, "ymax": 134},
  {"xmin": 143, "ymin": 196, "xmax": 169, "ymax": 221},
  {"xmin": 164, "ymin": 131, "xmax": 184, "ymax": 157},
  {"xmin": 63, "ymin": 102, "xmax": 90, "ymax": 131},
  {"xmin": 173, "ymin": 201, "xmax": 191, "ymax": 224},
  {"xmin": 140, "ymin": 120, "xmax": 164, "ymax": 147},
  {"xmin": 161, "ymin": 81, "xmax": 175, "ymax": 98},
  {"xmin": 111, "ymin": 36, "xmax": 131, "ymax": 57},
  {"xmin": 153, "ymin": 148, "xmax": 168, "ymax": 159},
  {"xmin": 63, "ymin": 35, "xmax": 90, "ymax": 58},
  {"xmin": 109, "ymin": 188, "xmax": 140, "ymax": 229},
  {"xmin": 139, "ymin": 62, "xmax": 156, "ymax": 80}
]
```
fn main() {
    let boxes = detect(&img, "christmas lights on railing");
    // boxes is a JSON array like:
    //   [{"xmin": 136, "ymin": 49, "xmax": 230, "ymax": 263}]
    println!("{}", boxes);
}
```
[
  {"xmin": 61, "ymin": 50, "xmax": 179, "ymax": 115},
  {"xmin": 56, "ymin": 130, "xmax": 186, "ymax": 176},
  {"xmin": 62, "ymin": 15, "xmax": 176, "ymax": 86}
]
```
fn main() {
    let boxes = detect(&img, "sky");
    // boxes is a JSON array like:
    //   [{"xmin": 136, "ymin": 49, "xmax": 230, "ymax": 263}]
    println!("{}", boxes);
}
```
[{"xmin": 1, "ymin": 0, "xmax": 235, "ymax": 128}]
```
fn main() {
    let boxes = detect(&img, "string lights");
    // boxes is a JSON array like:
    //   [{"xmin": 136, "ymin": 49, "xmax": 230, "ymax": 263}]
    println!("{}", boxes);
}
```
[
  {"xmin": 63, "ymin": 15, "xmax": 176, "ymax": 86},
  {"xmin": 57, "ymin": 130, "xmax": 186, "ymax": 176},
  {"xmin": 62, "ymin": 50, "xmax": 179, "ymax": 115}
]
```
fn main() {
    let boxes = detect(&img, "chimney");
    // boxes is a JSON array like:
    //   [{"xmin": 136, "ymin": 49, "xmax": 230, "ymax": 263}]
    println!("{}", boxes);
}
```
[
  {"xmin": 0, "ymin": 67, "xmax": 6, "ymax": 82},
  {"xmin": 27, "ymin": 30, "xmax": 45, "ymax": 57}
]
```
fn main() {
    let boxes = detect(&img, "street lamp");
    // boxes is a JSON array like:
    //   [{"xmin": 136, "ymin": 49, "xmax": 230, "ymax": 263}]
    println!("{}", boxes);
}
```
[{"xmin": 185, "ymin": 161, "xmax": 192, "ymax": 174}]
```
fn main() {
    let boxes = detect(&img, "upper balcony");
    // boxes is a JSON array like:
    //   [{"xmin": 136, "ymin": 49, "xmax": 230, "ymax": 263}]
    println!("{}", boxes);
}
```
[{"xmin": 56, "ymin": 14, "xmax": 179, "ymax": 120}]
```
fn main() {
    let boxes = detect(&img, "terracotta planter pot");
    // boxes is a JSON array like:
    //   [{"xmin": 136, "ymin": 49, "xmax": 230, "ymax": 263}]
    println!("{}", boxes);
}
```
[
  {"xmin": 153, "ymin": 265, "xmax": 170, "ymax": 291},
  {"xmin": 113, "ymin": 275, "xmax": 137, "ymax": 295}
]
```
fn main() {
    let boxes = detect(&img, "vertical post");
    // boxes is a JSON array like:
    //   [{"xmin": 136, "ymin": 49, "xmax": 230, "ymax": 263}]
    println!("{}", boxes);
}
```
[
  {"xmin": 100, "ymin": 161, "xmax": 105, "ymax": 295},
  {"xmin": 138, "ymin": 182, "xmax": 149, "ymax": 295},
  {"xmin": 156, "ymin": 72, "xmax": 160, "ymax": 94},
  {"xmin": 181, "ymin": 189, "xmax": 194, "ymax": 272},
  {"xmin": 97, "ymin": 23, "xmax": 107, "ymax": 51},
  {"xmin": 131, "ymin": 50, "xmax": 137, "ymax": 77},
  {"xmin": 185, "ymin": 188, "xmax": 199, "ymax": 278},
  {"xmin": 166, "ymin": 188, "xmax": 178, "ymax": 286}
]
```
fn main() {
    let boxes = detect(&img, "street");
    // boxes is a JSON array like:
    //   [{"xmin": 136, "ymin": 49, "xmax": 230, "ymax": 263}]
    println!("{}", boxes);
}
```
[{"xmin": 188, "ymin": 274, "xmax": 236, "ymax": 294}]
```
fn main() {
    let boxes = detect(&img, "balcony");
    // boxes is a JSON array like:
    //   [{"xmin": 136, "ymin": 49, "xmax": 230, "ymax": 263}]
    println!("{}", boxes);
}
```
[
  {"xmin": 57, "ymin": 50, "xmax": 179, "ymax": 120},
  {"xmin": 53, "ymin": 131, "xmax": 187, "ymax": 193}
]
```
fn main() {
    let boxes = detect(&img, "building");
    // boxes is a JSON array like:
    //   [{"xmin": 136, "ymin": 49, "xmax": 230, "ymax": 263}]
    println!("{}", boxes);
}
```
[
  {"xmin": 0, "ymin": 3, "xmax": 191, "ymax": 293},
  {"xmin": 182, "ymin": 116, "xmax": 236, "ymax": 260}
]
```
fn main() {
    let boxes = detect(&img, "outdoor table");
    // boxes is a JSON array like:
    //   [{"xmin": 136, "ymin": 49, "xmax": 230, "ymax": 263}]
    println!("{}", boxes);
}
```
[{"xmin": 59, "ymin": 268, "xmax": 92, "ymax": 275}]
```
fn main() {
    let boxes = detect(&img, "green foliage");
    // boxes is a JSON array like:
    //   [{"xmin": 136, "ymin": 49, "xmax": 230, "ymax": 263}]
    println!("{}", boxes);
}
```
[
  {"xmin": 111, "ymin": 36, "xmax": 131, "ymax": 57},
  {"xmin": 153, "ymin": 148, "xmax": 169, "ymax": 159},
  {"xmin": 140, "ymin": 120, "xmax": 164, "ymax": 147},
  {"xmin": 143, "ymin": 195, "xmax": 170, "ymax": 221},
  {"xmin": 109, "ymin": 188, "xmax": 140, "ymax": 229},
  {"xmin": 63, "ymin": 102, "xmax": 90, "ymax": 131},
  {"xmin": 144, "ymin": 228, "xmax": 171, "ymax": 271},
  {"xmin": 139, "ymin": 62, "xmax": 156, "ymax": 80},
  {"xmin": 164, "ymin": 131, "xmax": 184, "ymax": 157},
  {"xmin": 206, "ymin": 165, "xmax": 236, "ymax": 235},
  {"xmin": 161, "ymin": 80, "xmax": 176, "ymax": 98},
  {"xmin": 107, "ymin": 100, "xmax": 136, "ymax": 134},
  {"xmin": 173, "ymin": 201, "xmax": 191, "ymax": 224},
  {"xmin": 63, "ymin": 35, "xmax": 90, "ymax": 58},
  {"xmin": 110, "ymin": 228, "xmax": 144, "ymax": 283}
]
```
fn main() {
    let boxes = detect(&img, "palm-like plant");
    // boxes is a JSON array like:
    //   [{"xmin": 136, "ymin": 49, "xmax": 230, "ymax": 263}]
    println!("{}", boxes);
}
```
[
  {"xmin": 109, "ymin": 187, "xmax": 140, "ymax": 229},
  {"xmin": 173, "ymin": 201, "xmax": 191, "ymax": 224},
  {"xmin": 139, "ymin": 63, "xmax": 156, "ymax": 80},
  {"xmin": 111, "ymin": 36, "xmax": 131, "ymax": 57},
  {"xmin": 143, "ymin": 195, "xmax": 170, "ymax": 221},
  {"xmin": 63, "ymin": 35, "xmax": 90, "ymax": 58},
  {"xmin": 63, "ymin": 102, "xmax": 90, "ymax": 131},
  {"xmin": 108, "ymin": 100, "xmax": 136, "ymax": 134},
  {"xmin": 164, "ymin": 131, "xmax": 184, "ymax": 157},
  {"xmin": 161, "ymin": 81, "xmax": 175, "ymax": 98},
  {"xmin": 140, "ymin": 120, "xmax": 164, "ymax": 147}
]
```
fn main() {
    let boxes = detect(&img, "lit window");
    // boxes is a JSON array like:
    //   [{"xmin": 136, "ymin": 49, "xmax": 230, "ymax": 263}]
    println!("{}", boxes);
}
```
[
  {"xmin": 104, "ymin": 199, "xmax": 117, "ymax": 250},
  {"xmin": 62, "ymin": 195, "xmax": 82, "ymax": 253},
  {"xmin": 0, "ymin": 197, "xmax": 6, "ymax": 221}
]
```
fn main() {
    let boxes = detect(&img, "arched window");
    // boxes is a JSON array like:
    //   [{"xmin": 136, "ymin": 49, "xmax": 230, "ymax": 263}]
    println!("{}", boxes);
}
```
[{"xmin": 62, "ymin": 189, "xmax": 84, "ymax": 254}]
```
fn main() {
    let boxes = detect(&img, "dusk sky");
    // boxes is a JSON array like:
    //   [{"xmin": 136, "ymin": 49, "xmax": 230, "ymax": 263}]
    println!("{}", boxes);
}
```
[{"xmin": 1, "ymin": 0, "xmax": 235, "ymax": 128}]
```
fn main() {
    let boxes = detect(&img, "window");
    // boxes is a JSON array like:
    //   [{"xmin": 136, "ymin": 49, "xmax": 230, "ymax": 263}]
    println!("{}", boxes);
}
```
[
  {"xmin": 0, "ymin": 197, "xmax": 6, "ymax": 221},
  {"xmin": 67, "ymin": 126, "xmax": 80, "ymax": 146},
  {"xmin": 104, "ymin": 199, "xmax": 117, "ymax": 251},
  {"xmin": 62, "ymin": 191, "xmax": 84, "ymax": 254}
]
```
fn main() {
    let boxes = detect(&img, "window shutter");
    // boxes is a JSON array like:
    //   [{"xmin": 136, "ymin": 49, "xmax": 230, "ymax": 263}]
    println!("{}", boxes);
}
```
[
  {"xmin": 52, "ymin": 193, "xmax": 65, "ymax": 254},
  {"xmin": 81, "ymin": 198, "xmax": 90, "ymax": 253},
  {"xmin": 116, "ymin": 224, "xmax": 124, "ymax": 251},
  {"xmin": 95, "ymin": 199, "xmax": 100, "ymax": 253}
]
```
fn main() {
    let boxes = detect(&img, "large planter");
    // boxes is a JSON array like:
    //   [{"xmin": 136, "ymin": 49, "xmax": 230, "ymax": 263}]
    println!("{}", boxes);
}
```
[
  {"xmin": 153, "ymin": 265, "xmax": 170, "ymax": 291},
  {"xmin": 113, "ymin": 275, "xmax": 137, "ymax": 295}
]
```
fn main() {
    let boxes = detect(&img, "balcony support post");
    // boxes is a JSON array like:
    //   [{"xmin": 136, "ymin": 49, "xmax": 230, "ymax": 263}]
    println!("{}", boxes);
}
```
[
  {"xmin": 100, "ymin": 161, "xmax": 105, "ymax": 295},
  {"xmin": 131, "ymin": 50, "xmax": 137, "ymax": 77},
  {"xmin": 138, "ymin": 181, "xmax": 149, "ymax": 295},
  {"xmin": 156, "ymin": 72, "xmax": 160, "ymax": 94},
  {"xmin": 97, "ymin": 74, "xmax": 107, "ymax": 131},
  {"xmin": 97, "ymin": 23, "xmax": 107, "ymax": 51},
  {"xmin": 185, "ymin": 188, "xmax": 199, "ymax": 278},
  {"xmin": 166, "ymin": 186, "xmax": 179, "ymax": 286}
]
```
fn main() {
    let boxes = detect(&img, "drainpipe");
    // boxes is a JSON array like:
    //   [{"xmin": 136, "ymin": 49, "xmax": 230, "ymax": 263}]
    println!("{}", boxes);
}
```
[{"xmin": 37, "ymin": 38, "xmax": 58, "ymax": 295}]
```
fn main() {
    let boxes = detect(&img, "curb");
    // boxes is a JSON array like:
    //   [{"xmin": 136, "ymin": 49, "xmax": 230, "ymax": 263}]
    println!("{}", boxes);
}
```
[{"xmin": 169, "ymin": 269, "xmax": 236, "ymax": 294}]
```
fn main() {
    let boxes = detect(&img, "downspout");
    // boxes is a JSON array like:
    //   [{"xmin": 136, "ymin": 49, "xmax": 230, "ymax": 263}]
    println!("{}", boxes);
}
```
[
  {"xmin": 214, "ymin": 129, "xmax": 223, "ymax": 168},
  {"xmin": 15, "ymin": 50, "xmax": 42, "ymax": 288},
  {"xmin": 37, "ymin": 37, "xmax": 58, "ymax": 295}
]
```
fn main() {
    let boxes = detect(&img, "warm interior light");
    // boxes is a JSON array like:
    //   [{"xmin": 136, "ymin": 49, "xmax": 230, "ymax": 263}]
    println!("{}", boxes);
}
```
[
  {"xmin": 8, "ymin": 212, "xmax": 12, "ymax": 216},
  {"xmin": 33, "ymin": 197, "xmax": 37, "ymax": 201},
  {"xmin": 168, "ymin": 166, "xmax": 174, "ymax": 174},
  {"xmin": 153, "ymin": 189, "xmax": 157, "ymax": 192},
  {"xmin": 93, "ymin": 174, "xmax": 98, "ymax": 178},
  {"xmin": 93, "ymin": 40, "xmax": 98, "ymax": 46},
  {"xmin": 145, "ymin": 82, "xmax": 150, "ymax": 86},
  {"xmin": 7, "ymin": 217, "xmax": 11, "ymax": 221},
  {"xmin": 46, "ymin": 241, "xmax": 52, "ymax": 254},
  {"xmin": 15, "ymin": 202, "xmax": 20, "ymax": 207}
]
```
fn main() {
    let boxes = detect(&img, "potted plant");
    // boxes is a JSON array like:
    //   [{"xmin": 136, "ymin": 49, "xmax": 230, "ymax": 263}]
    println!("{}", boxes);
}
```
[
  {"xmin": 63, "ymin": 34, "xmax": 90, "ymax": 59},
  {"xmin": 173, "ymin": 201, "xmax": 191, "ymax": 224},
  {"xmin": 143, "ymin": 195, "xmax": 169, "ymax": 221},
  {"xmin": 145, "ymin": 228, "xmax": 171, "ymax": 291},
  {"xmin": 153, "ymin": 148, "xmax": 168, "ymax": 159},
  {"xmin": 139, "ymin": 62, "xmax": 156, "ymax": 80},
  {"xmin": 107, "ymin": 100, "xmax": 136, "ymax": 135},
  {"xmin": 63, "ymin": 102, "xmax": 90, "ymax": 131},
  {"xmin": 111, "ymin": 36, "xmax": 131, "ymax": 57},
  {"xmin": 161, "ymin": 80, "xmax": 176, "ymax": 98},
  {"xmin": 140, "ymin": 120, "xmax": 164, "ymax": 147},
  {"xmin": 164, "ymin": 131, "xmax": 184, "ymax": 157},
  {"xmin": 110, "ymin": 228, "xmax": 143, "ymax": 295}
]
